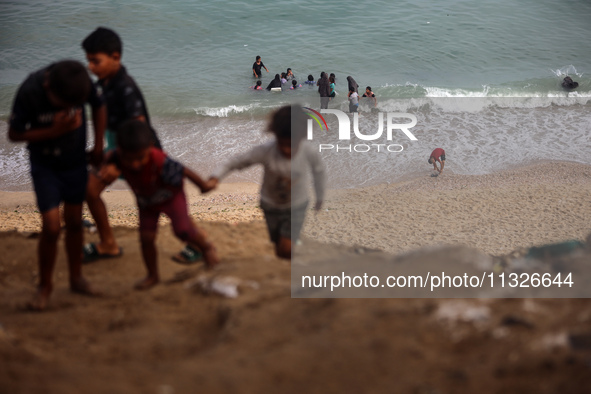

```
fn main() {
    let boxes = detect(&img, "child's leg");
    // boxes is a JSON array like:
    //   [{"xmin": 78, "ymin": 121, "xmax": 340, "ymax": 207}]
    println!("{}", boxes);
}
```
[
  {"xmin": 63, "ymin": 202, "xmax": 97, "ymax": 295},
  {"xmin": 28, "ymin": 207, "xmax": 62, "ymax": 310},
  {"xmin": 137, "ymin": 229, "xmax": 159, "ymax": 289},
  {"xmin": 136, "ymin": 208, "xmax": 161, "ymax": 289},
  {"xmin": 164, "ymin": 192, "xmax": 219, "ymax": 268},
  {"xmin": 276, "ymin": 237, "xmax": 292, "ymax": 259},
  {"xmin": 85, "ymin": 172, "xmax": 121, "ymax": 256}
]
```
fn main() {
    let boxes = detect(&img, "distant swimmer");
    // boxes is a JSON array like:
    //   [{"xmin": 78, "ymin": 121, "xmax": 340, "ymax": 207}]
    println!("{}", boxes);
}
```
[
  {"xmin": 562, "ymin": 76, "xmax": 579, "ymax": 90},
  {"xmin": 266, "ymin": 74, "xmax": 282, "ymax": 91},
  {"xmin": 429, "ymin": 148, "xmax": 446, "ymax": 175},
  {"xmin": 290, "ymin": 80, "xmax": 302, "ymax": 89},
  {"xmin": 252, "ymin": 55, "xmax": 269, "ymax": 78},
  {"xmin": 251, "ymin": 80, "xmax": 263, "ymax": 90}
]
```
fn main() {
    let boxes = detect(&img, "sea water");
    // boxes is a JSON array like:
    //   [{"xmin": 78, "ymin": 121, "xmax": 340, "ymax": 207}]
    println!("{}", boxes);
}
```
[{"xmin": 0, "ymin": 0, "xmax": 590, "ymax": 190}]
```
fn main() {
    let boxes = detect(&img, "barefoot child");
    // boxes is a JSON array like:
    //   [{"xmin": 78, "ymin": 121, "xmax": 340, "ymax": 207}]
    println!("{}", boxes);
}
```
[
  {"xmin": 82, "ymin": 27, "xmax": 168, "ymax": 262},
  {"xmin": 101, "ymin": 119, "xmax": 219, "ymax": 289},
  {"xmin": 429, "ymin": 147, "xmax": 446, "ymax": 174},
  {"xmin": 208, "ymin": 105, "xmax": 326, "ymax": 259},
  {"xmin": 8, "ymin": 60, "xmax": 106, "ymax": 310}
]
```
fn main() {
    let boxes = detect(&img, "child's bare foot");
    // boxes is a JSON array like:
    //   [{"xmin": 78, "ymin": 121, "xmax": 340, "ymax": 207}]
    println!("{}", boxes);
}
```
[
  {"xmin": 203, "ymin": 244, "xmax": 220, "ymax": 269},
  {"xmin": 26, "ymin": 286, "xmax": 52, "ymax": 312},
  {"xmin": 70, "ymin": 277, "xmax": 101, "ymax": 296},
  {"xmin": 134, "ymin": 276, "xmax": 159, "ymax": 290}
]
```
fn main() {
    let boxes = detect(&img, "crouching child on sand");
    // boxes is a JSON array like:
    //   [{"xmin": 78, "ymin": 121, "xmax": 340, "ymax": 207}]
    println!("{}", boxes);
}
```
[
  {"xmin": 207, "ymin": 105, "xmax": 326, "ymax": 259},
  {"xmin": 100, "ymin": 120, "xmax": 219, "ymax": 289}
]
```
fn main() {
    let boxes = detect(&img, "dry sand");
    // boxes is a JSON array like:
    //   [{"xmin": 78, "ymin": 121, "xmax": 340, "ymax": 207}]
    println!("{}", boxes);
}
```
[{"xmin": 1, "ymin": 161, "xmax": 591, "ymax": 393}]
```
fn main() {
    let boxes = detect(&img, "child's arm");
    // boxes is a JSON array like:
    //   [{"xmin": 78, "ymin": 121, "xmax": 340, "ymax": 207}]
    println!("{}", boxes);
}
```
[
  {"xmin": 210, "ymin": 144, "xmax": 268, "ymax": 182},
  {"xmin": 8, "ymin": 109, "xmax": 83, "ymax": 143},
  {"xmin": 89, "ymin": 104, "xmax": 107, "ymax": 167},
  {"xmin": 184, "ymin": 167, "xmax": 214, "ymax": 193},
  {"xmin": 99, "ymin": 150, "xmax": 122, "ymax": 184}
]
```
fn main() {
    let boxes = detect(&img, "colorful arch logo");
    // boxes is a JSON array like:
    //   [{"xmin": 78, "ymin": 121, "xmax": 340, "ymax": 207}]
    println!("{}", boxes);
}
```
[{"xmin": 303, "ymin": 107, "xmax": 328, "ymax": 131}]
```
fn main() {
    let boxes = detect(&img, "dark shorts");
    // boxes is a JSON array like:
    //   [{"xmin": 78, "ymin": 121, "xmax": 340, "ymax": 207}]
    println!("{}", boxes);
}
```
[
  {"xmin": 440, "ymin": 154, "xmax": 446, "ymax": 161},
  {"xmin": 139, "ymin": 190, "xmax": 197, "ymax": 242},
  {"xmin": 31, "ymin": 162, "xmax": 88, "ymax": 213},
  {"xmin": 260, "ymin": 201, "xmax": 309, "ymax": 245}
]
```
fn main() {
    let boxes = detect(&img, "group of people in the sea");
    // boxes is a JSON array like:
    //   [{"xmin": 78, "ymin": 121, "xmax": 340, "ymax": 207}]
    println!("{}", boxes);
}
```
[{"xmin": 251, "ymin": 56, "xmax": 378, "ymax": 112}]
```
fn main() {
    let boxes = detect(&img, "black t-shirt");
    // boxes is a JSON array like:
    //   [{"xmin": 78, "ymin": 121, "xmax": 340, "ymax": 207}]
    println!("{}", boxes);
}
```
[
  {"xmin": 9, "ymin": 64, "xmax": 104, "ymax": 169},
  {"xmin": 98, "ymin": 65, "xmax": 161, "ymax": 148},
  {"xmin": 252, "ymin": 61, "xmax": 265, "ymax": 76}
]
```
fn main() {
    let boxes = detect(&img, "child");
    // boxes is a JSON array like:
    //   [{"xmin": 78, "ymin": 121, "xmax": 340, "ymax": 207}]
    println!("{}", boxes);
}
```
[
  {"xmin": 252, "ymin": 55, "xmax": 269, "ymax": 78},
  {"xmin": 82, "ymin": 27, "xmax": 167, "ymax": 262},
  {"xmin": 251, "ymin": 80, "xmax": 263, "ymax": 90},
  {"xmin": 280, "ymin": 72, "xmax": 288, "ymax": 84},
  {"xmin": 286, "ymin": 68, "xmax": 294, "ymax": 80},
  {"xmin": 329, "ymin": 76, "xmax": 336, "ymax": 100},
  {"xmin": 429, "ymin": 148, "xmax": 446, "ymax": 174},
  {"xmin": 102, "ymin": 120, "xmax": 219, "ymax": 289},
  {"xmin": 8, "ymin": 60, "xmax": 106, "ymax": 310},
  {"xmin": 348, "ymin": 88, "xmax": 359, "ymax": 113},
  {"xmin": 290, "ymin": 80, "xmax": 302, "ymax": 90},
  {"xmin": 304, "ymin": 74, "xmax": 315, "ymax": 85},
  {"xmin": 207, "ymin": 105, "xmax": 326, "ymax": 259},
  {"xmin": 362, "ymin": 86, "xmax": 377, "ymax": 107}
]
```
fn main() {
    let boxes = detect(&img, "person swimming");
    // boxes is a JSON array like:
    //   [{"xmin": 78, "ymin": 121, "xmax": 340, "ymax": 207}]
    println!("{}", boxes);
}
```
[
  {"xmin": 562, "ymin": 76, "xmax": 579, "ymax": 90},
  {"xmin": 266, "ymin": 74, "xmax": 282, "ymax": 90}
]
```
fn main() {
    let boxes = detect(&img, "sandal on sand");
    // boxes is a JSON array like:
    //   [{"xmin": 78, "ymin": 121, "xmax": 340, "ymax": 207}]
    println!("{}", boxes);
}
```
[
  {"xmin": 172, "ymin": 245, "xmax": 203, "ymax": 265},
  {"xmin": 83, "ymin": 243, "xmax": 123, "ymax": 263}
]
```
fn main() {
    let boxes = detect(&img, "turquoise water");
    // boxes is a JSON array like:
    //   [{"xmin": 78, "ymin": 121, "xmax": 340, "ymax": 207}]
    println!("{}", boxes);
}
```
[{"xmin": 1, "ymin": 0, "xmax": 590, "ymax": 189}]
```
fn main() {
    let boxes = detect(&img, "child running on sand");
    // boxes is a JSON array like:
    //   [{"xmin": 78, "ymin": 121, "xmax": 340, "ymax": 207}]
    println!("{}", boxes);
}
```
[
  {"xmin": 101, "ymin": 119, "xmax": 219, "ymax": 289},
  {"xmin": 207, "ymin": 105, "xmax": 326, "ymax": 259},
  {"xmin": 8, "ymin": 60, "xmax": 106, "ymax": 310}
]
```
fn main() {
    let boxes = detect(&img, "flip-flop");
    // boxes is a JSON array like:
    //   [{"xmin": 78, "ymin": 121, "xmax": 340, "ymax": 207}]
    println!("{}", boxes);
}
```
[
  {"xmin": 83, "ymin": 243, "xmax": 123, "ymax": 263},
  {"xmin": 172, "ymin": 245, "xmax": 203, "ymax": 265}
]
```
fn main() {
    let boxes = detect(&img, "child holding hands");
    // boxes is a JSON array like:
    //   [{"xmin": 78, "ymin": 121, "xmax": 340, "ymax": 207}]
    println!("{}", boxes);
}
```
[
  {"xmin": 101, "ymin": 120, "xmax": 219, "ymax": 289},
  {"xmin": 207, "ymin": 105, "xmax": 326, "ymax": 259}
]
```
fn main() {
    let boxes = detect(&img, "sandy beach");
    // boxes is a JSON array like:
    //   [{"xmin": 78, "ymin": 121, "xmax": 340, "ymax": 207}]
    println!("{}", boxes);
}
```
[
  {"xmin": 3, "ymin": 161, "xmax": 590, "ymax": 256},
  {"xmin": 1, "ymin": 161, "xmax": 591, "ymax": 393}
]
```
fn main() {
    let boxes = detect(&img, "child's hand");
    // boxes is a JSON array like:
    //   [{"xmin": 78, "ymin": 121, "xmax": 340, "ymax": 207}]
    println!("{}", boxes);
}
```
[
  {"xmin": 53, "ymin": 109, "xmax": 83, "ymax": 134},
  {"xmin": 88, "ymin": 147, "xmax": 103, "ymax": 168},
  {"xmin": 98, "ymin": 163, "xmax": 121, "ymax": 184},
  {"xmin": 200, "ymin": 177, "xmax": 219, "ymax": 193}
]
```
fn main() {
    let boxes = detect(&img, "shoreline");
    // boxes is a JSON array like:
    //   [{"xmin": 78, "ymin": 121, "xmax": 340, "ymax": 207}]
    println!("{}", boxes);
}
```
[{"xmin": 1, "ymin": 160, "xmax": 590, "ymax": 256}]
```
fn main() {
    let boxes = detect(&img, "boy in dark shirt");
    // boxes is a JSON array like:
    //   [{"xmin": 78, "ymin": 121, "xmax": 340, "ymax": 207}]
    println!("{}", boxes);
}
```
[
  {"xmin": 252, "ymin": 55, "xmax": 269, "ymax": 78},
  {"xmin": 82, "ymin": 27, "xmax": 161, "ymax": 261},
  {"xmin": 102, "ymin": 120, "xmax": 219, "ymax": 289},
  {"xmin": 8, "ymin": 60, "xmax": 106, "ymax": 310}
]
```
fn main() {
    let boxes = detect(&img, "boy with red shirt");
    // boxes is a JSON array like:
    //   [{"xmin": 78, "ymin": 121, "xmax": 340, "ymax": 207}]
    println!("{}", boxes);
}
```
[
  {"xmin": 429, "ymin": 148, "xmax": 446, "ymax": 173},
  {"xmin": 102, "ymin": 119, "xmax": 219, "ymax": 289}
]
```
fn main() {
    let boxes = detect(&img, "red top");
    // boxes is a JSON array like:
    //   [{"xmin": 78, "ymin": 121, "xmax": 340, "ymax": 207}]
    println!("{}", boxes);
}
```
[
  {"xmin": 113, "ymin": 147, "xmax": 185, "ymax": 209},
  {"xmin": 430, "ymin": 148, "xmax": 445, "ymax": 160}
]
